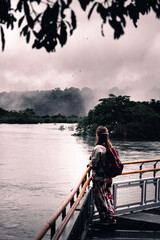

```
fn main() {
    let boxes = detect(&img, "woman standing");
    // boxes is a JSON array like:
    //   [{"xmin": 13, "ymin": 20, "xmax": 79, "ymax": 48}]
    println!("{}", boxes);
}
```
[{"xmin": 88, "ymin": 126, "xmax": 116, "ymax": 224}]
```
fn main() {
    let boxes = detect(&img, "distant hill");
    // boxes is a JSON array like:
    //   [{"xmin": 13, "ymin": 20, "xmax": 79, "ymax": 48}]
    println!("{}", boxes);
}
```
[{"xmin": 0, "ymin": 88, "xmax": 96, "ymax": 117}]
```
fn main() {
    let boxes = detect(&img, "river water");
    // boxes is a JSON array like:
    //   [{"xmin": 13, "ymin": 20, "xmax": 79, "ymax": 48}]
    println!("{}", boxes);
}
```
[{"xmin": 0, "ymin": 124, "xmax": 160, "ymax": 240}]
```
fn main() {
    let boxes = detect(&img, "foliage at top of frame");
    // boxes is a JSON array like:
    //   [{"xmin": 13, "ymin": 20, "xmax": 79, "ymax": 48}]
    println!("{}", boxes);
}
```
[{"xmin": 1, "ymin": 0, "xmax": 160, "ymax": 52}]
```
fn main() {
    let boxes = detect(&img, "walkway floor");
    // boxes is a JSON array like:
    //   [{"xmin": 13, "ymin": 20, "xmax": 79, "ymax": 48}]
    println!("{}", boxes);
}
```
[{"xmin": 87, "ymin": 207, "xmax": 160, "ymax": 240}]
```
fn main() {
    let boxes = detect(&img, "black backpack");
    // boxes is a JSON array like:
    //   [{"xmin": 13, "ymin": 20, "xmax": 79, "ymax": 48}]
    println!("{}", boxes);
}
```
[{"xmin": 102, "ymin": 147, "xmax": 123, "ymax": 178}]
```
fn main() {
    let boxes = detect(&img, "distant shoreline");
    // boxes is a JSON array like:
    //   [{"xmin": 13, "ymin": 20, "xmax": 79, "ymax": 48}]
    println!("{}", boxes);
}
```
[{"xmin": 0, "ymin": 107, "xmax": 81, "ymax": 124}]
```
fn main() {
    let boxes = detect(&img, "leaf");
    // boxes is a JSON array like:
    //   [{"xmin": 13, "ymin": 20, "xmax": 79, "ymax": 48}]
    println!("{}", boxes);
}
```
[
  {"xmin": 135, "ymin": 0, "xmax": 149, "ymax": 15},
  {"xmin": 156, "ymin": 10, "xmax": 160, "ymax": 18},
  {"xmin": 42, "ymin": 2, "xmax": 59, "ymax": 28},
  {"xmin": 28, "ymin": 15, "xmax": 34, "ymax": 28},
  {"xmin": 50, "ymin": 39, "xmax": 57, "ymax": 52},
  {"xmin": 60, "ymin": 0, "xmax": 67, "ymax": 18},
  {"xmin": 26, "ymin": 31, "xmax": 30, "ymax": 43},
  {"xmin": 10, "ymin": 21, "xmax": 14, "ymax": 30},
  {"xmin": 97, "ymin": 3, "xmax": 107, "ymax": 23},
  {"xmin": 34, "ymin": 13, "xmax": 41, "ymax": 23},
  {"xmin": 78, "ymin": 0, "xmax": 93, "ymax": 11},
  {"xmin": 24, "ymin": 2, "xmax": 34, "ymax": 28},
  {"xmin": 32, "ymin": 39, "xmax": 41, "ymax": 49},
  {"xmin": 33, "ymin": 29, "xmax": 44, "ymax": 39},
  {"xmin": 30, "ymin": 0, "xmax": 41, "ymax": 3},
  {"xmin": 109, "ymin": 19, "xmax": 124, "ymax": 39},
  {"xmin": 18, "ymin": 16, "xmax": 25, "ymax": 28},
  {"xmin": 88, "ymin": 2, "xmax": 98, "ymax": 19},
  {"xmin": 67, "ymin": 0, "xmax": 72, "ymax": 6},
  {"xmin": 119, "ymin": 14, "xmax": 126, "ymax": 27},
  {"xmin": 20, "ymin": 25, "xmax": 28, "ymax": 36},
  {"xmin": 66, "ymin": 21, "xmax": 71, "ymax": 28},
  {"xmin": 101, "ymin": 23, "xmax": 105, "ymax": 37},
  {"xmin": 41, "ymin": 5, "xmax": 51, "ymax": 26},
  {"xmin": 0, "ymin": 26, "xmax": 5, "ymax": 51},
  {"xmin": 59, "ymin": 21, "xmax": 67, "ymax": 46},
  {"xmin": 24, "ymin": 1, "xmax": 30, "ymax": 16},
  {"xmin": 51, "ymin": 1, "xmax": 60, "ymax": 22},
  {"xmin": 7, "ymin": 21, "xmax": 10, "ymax": 29},
  {"xmin": 71, "ymin": 10, "xmax": 76, "ymax": 32},
  {"xmin": 16, "ymin": 0, "xmax": 23, "ymax": 12},
  {"xmin": 127, "ymin": 4, "xmax": 139, "ymax": 27}
]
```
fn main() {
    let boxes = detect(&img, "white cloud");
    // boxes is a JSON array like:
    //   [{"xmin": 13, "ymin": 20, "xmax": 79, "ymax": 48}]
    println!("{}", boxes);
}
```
[{"xmin": 0, "ymin": 7, "xmax": 160, "ymax": 100}]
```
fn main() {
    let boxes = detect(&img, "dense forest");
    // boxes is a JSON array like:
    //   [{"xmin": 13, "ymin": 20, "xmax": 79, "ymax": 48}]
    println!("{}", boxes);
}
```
[
  {"xmin": 0, "ymin": 108, "xmax": 80, "ymax": 124},
  {"xmin": 0, "ymin": 87, "xmax": 95, "ymax": 117},
  {"xmin": 1, "ymin": 92, "xmax": 160, "ymax": 140},
  {"xmin": 0, "ymin": 87, "xmax": 126, "ymax": 117},
  {"xmin": 76, "ymin": 95, "xmax": 160, "ymax": 140}
]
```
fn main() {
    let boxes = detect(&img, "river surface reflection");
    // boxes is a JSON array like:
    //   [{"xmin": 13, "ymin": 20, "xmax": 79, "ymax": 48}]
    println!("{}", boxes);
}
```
[{"xmin": 0, "ymin": 124, "xmax": 159, "ymax": 240}]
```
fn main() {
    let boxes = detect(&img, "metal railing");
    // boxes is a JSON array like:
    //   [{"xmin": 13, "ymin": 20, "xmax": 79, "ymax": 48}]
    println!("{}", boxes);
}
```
[
  {"xmin": 32, "ymin": 167, "xmax": 92, "ymax": 240},
  {"xmin": 113, "ymin": 176, "xmax": 160, "ymax": 215},
  {"xmin": 122, "ymin": 158, "xmax": 160, "ymax": 179},
  {"xmin": 33, "ymin": 158, "xmax": 160, "ymax": 240},
  {"xmin": 113, "ymin": 158, "xmax": 160, "ymax": 215}
]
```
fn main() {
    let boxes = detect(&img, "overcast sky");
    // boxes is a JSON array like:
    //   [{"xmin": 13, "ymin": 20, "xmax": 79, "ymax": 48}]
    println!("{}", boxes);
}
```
[{"xmin": 0, "ymin": 3, "xmax": 160, "ymax": 101}]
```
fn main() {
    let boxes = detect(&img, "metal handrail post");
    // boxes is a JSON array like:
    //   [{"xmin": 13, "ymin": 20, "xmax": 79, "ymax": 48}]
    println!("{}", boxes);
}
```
[
  {"xmin": 113, "ymin": 184, "xmax": 117, "ymax": 211},
  {"xmin": 140, "ymin": 163, "xmax": 144, "ymax": 179},
  {"xmin": 141, "ymin": 180, "xmax": 145, "ymax": 205},
  {"xmin": 50, "ymin": 222, "xmax": 56, "ymax": 239},
  {"xmin": 51, "ymin": 177, "xmax": 92, "ymax": 240},
  {"xmin": 154, "ymin": 162, "xmax": 158, "ymax": 178},
  {"xmin": 88, "ymin": 185, "xmax": 94, "ymax": 223},
  {"xmin": 158, "ymin": 179, "xmax": 160, "ymax": 201}
]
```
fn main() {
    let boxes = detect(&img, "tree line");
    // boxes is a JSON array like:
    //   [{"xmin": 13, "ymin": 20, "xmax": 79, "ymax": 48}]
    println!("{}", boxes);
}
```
[
  {"xmin": 0, "ymin": 108, "xmax": 80, "ymax": 124},
  {"xmin": 1, "ymin": 94, "xmax": 160, "ymax": 140},
  {"xmin": 76, "ymin": 95, "xmax": 160, "ymax": 140}
]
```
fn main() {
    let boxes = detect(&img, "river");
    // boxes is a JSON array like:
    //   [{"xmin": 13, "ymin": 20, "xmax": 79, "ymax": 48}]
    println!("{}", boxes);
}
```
[{"xmin": 0, "ymin": 124, "xmax": 160, "ymax": 240}]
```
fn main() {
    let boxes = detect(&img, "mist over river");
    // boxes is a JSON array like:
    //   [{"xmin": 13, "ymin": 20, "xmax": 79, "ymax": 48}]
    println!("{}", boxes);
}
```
[{"xmin": 0, "ymin": 124, "xmax": 160, "ymax": 240}]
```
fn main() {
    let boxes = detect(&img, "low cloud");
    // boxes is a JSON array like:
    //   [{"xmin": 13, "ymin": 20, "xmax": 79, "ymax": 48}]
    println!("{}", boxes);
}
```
[{"xmin": 0, "ymin": 10, "xmax": 160, "ymax": 101}]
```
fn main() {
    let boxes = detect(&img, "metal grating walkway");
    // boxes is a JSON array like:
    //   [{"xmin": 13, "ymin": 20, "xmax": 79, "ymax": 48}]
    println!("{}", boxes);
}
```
[{"xmin": 87, "ymin": 207, "xmax": 160, "ymax": 240}]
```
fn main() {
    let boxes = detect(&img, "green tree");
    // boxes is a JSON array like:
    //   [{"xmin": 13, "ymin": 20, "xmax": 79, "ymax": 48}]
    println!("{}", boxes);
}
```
[
  {"xmin": 1, "ymin": 0, "xmax": 160, "ymax": 52},
  {"xmin": 76, "ymin": 95, "xmax": 160, "ymax": 140}
]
